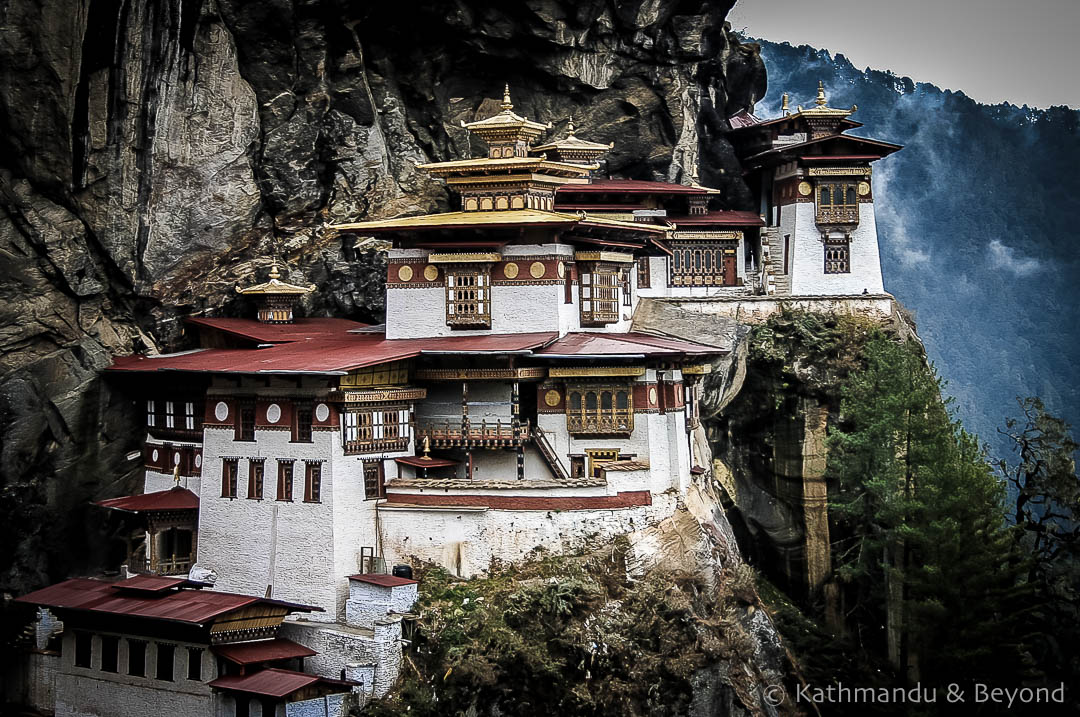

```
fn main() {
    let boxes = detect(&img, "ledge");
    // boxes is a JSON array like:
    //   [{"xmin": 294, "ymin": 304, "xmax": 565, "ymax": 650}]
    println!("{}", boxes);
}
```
[{"xmin": 385, "ymin": 476, "xmax": 606, "ymax": 490}]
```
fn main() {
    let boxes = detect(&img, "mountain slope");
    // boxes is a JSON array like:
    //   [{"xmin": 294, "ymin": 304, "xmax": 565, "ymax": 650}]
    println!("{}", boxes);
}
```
[{"xmin": 747, "ymin": 39, "xmax": 1080, "ymax": 458}]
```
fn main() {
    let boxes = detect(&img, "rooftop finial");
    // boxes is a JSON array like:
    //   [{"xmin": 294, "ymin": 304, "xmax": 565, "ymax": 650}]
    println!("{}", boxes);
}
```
[
  {"xmin": 815, "ymin": 81, "xmax": 827, "ymax": 107},
  {"xmin": 501, "ymin": 84, "xmax": 513, "ymax": 112},
  {"xmin": 268, "ymin": 260, "xmax": 281, "ymax": 281},
  {"xmin": 567, "ymin": 115, "xmax": 576, "ymax": 136},
  {"xmin": 781, "ymin": 92, "xmax": 790, "ymax": 115}
]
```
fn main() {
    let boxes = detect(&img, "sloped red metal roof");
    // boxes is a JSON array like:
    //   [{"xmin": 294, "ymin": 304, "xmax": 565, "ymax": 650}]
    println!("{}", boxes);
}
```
[
  {"xmin": 95, "ymin": 487, "xmax": 199, "ymax": 513},
  {"xmin": 537, "ymin": 332, "xmax": 724, "ymax": 358},
  {"xmin": 187, "ymin": 317, "xmax": 368, "ymax": 344},
  {"xmin": 108, "ymin": 332, "xmax": 559, "ymax": 375},
  {"xmin": 209, "ymin": 668, "xmax": 322, "ymax": 697},
  {"xmin": 347, "ymin": 574, "xmax": 418, "ymax": 587},
  {"xmin": 394, "ymin": 456, "xmax": 458, "ymax": 468},
  {"xmin": 212, "ymin": 638, "xmax": 317, "ymax": 665},
  {"xmin": 15, "ymin": 577, "xmax": 321, "ymax": 624},
  {"xmin": 558, "ymin": 179, "xmax": 710, "ymax": 195},
  {"xmin": 110, "ymin": 575, "xmax": 190, "ymax": 593},
  {"xmin": 668, "ymin": 210, "xmax": 765, "ymax": 227}
]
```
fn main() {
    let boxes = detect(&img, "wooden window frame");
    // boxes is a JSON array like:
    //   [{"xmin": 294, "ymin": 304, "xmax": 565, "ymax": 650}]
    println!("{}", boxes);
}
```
[
  {"xmin": 569, "ymin": 455, "xmax": 586, "ymax": 479},
  {"xmin": 621, "ymin": 266, "xmax": 633, "ymax": 306},
  {"xmin": 292, "ymin": 402, "xmax": 313, "ymax": 443},
  {"xmin": 304, "ymin": 461, "xmax": 323, "ymax": 503},
  {"xmin": 636, "ymin": 257, "xmax": 651, "ymax": 289},
  {"xmin": 363, "ymin": 460, "xmax": 385, "ymax": 500},
  {"xmin": 445, "ymin": 267, "xmax": 491, "ymax": 328},
  {"xmin": 669, "ymin": 242, "xmax": 738, "ymax": 287},
  {"xmin": 579, "ymin": 264, "xmax": 621, "ymax": 326},
  {"xmin": 221, "ymin": 459, "xmax": 238, "ymax": 499},
  {"xmin": 585, "ymin": 448, "xmax": 621, "ymax": 477},
  {"xmin": 342, "ymin": 405, "xmax": 410, "ymax": 454},
  {"xmin": 565, "ymin": 384, "xmax": 634, "ymax": 435},
  {"xmin": 235, "ymin": 401, "xmax": 256, "ymax": 442},
  {"xmin": 247, "ymin": 459, "xmax": 264, "ymax": 500},
  {"xmin": 824, "ymin": 238, "xmax": 851, "ymax": 274},
  {"xmin": 816, "ymin": 182, "xmax": 859, "ymax": 224},
  {"xmin": 276, "ymin": 460, "xmax": 294, "ymax": 502}
]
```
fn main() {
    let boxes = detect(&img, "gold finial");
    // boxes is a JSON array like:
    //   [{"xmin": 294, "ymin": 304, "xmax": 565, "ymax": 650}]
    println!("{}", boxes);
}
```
[
  {"xmin": 268, "ymin": 260, "xmax": 281, "ymax": 281},
  {"xmin": 421, "ymin": 435, "xmax": 432, "ymax": 459},
  {"xmin": 173, "ymin": 463, "xmax": 181, "ymax": 486},
  {"xmin": 781, "ymin": 92, "xmax": 790, "ymax": 115},
  {"xmin": 501, "ymin": 84, "xmax": 513, "ymax": 112},
  {"xmin": 815, "ymin": 81, "xmax": 827, "ymax": 107},
  {"xmin": 567, "ymin": 115, "xmax": 576, "ymax": 136}
]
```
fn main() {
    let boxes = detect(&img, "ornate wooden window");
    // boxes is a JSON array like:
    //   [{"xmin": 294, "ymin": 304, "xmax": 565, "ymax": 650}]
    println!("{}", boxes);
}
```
[
  {"xmin": 566, "ymin": 384, "xmax": 633, "ymax": 435},
  {"xmin": 235, "ymin": 401, "xmax": 255, "ymax": 442},
  {"xmin": 147, "ymin": 398, "xmax": 202, "ymax": 439},
  {"xmin": 304, "ymin": 461, "xmax": 322, "ymax": 503},
  {"xmin": 669, "ymin": 242, "xmax": 737, "ymax": 287},
  {"xmin": 570, "ymin": 455, "xmax": 586, "ymax": 478},
  {"xmin": 293, "ymin": 402, "xmax": 313, "ymax": 443},
  {"xmin": 579, "ymin": 265, "xmax": 621, "ymax": 325},
  {"xmin": 585, "ymin": 448, "xmax": 620, "ymax": 477},
  {"xmin": 363, "ymin": 460, "xmax": 385, "ymax": 499},
  {"xmin": 824, "ymin": 239, "xmax": 851, "ymax": 274},
  {"xmin": 636, "ymin": 257, "xmax": 651, "ymax": 288},
  {"xmin": 816, "ymin": 182, "xmax": 859, "ymax": 224},
  {"xmin": 247, "ymin": 459, "xmax": 264, "ymax": 500},
  {"xmin": 165, "ymin": 401, "xmax": 176, "ymax": 428},
  {"xmin": 221, "ymin": 459, "xmax": 238, "ymax": 498},
  {"xmin": 621, "ymin": 267, "xmax": 633, "ymax": 306},
  {"xmin": 276, "ymin": 460, "xmax": 294, "ymax": 501},
  {"xmin": 446, "ymin": 268, "xmax": 491, "ymax": 328},
  {"xmin": 342, "ymin": 406, "xmax": 411, "ymax": 454}
]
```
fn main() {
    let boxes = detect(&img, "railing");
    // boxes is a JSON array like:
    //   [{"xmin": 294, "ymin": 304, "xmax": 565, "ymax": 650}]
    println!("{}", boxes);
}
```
[
  {"xmin": 567, "ymin": 412, "xmax": 633, "ymax": 435},
  {"xmin": 532, "ymin": 425, "xmax": 569, "ymax": 480},
  {"xmin": 149, "ymin": 556, "xmax": 193, "ymax": 576},
  {"xmin": 416, "ymin": 419, "xmax": 530, "ymax": 448},
  {"xmin": 343, "ymin": 436, "xmax": 411, "ymax": 455},
  {"xmin": 815, "ymin": 206, "xmax": 859, "ymax": 225}
]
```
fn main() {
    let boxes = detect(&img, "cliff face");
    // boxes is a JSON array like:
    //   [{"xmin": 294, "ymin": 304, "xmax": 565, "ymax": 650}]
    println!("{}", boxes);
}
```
[{"xmin": 0, "ymin": 1, "xmax": 764, "ymax": 591}]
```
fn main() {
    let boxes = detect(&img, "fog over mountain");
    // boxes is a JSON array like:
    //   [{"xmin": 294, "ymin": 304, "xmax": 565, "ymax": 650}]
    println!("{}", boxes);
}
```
[{"xmin": 747, "ymin": 38, "xmax": 1080, "ymax": 460}]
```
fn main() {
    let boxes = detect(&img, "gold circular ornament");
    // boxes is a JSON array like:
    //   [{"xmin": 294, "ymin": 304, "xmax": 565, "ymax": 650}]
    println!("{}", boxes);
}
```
[
  {"xmin": 649, "ymin": 387, "xmax": 658, "ymax": 405},
  {"xmin": 857, "ymin": 181, "xmax": 871, "ymax": 196},
  {"xmin": 557, "ymin": 261, "xmax": 566, "ymax": 279},
  {"xmin": 544, "ymin": 389, "xmax": 561, "ymax": 407},
  {"xmin": 397, "ymin": 265, "xmax": 413, "ymax": 282},
  {"xmin": 797, "ymin": 181, "xmax": 812, "ymax": 197},
  {"xmin": 530, "ymin": 261, "xmax": 546, "ymax": 279},
  {"xmin": 503, "ymin": 262, "xmax": 519, "ymax": 279},
  {"xmin": 423, "ymin": 265, "xmax": 439, "ymax": 281}
]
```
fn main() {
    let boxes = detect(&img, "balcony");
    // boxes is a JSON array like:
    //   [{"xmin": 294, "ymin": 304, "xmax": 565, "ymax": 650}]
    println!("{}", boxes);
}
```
[
  {"xmin": 566, "ymin": 412, "xmax": 633, "ymax": 436},
  {"xmin": 149, "ymin": 555, "xmax": 194, "ymax": 576},
  {"xmin": 815, "ymin": 206, "xmax": 859, "ymax": 225},
  {"xmin": 416, "ymin": 419, "xmax": 531, "ymax": 449},
  {"xmin": 343, "ymin": 436, "xmax": 411, "ymax": 456}
]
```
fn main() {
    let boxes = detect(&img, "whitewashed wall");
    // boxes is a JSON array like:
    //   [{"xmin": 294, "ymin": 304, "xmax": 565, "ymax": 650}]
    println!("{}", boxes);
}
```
[{"xmin": 789, "ymin": 203, "xmax": 884, "ymax": 295}]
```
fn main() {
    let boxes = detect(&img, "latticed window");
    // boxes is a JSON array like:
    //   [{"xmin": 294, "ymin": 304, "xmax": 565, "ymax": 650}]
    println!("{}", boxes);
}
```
[
  {"xmin": 566, "ymin": 384, "xmax": 633, "ymax": 434},
  {"xmin": 816, "ymin": 182, "xmax": 859, "ymax": 224},
  {"xmin": 277, "ymin": 460, "xmax": 294, "ymax": 501},
  {"xmin": 669, "ymin": 242, "xmax": 736, "ymax": 287},
  {"xmin": 293, "ymin": 403, "xmax": 313, "ymax": 443},
  {"xmin": 247, "ymin": 459, "xmax": 264, "ymax": 499},
  {"xmin": 342, "ymin": 406, "xmax": 411, "ymax": 454},
  {"xmin": 221, "ymin": 459, "xmax": 238, "ymax": 498},
  {"xmin": 236, "ymin": 402, "xmax": 255, "ymax": 441},
  {"xmin": 580, "ymin": 265, "xmax": 621, "ymax": 325},
  {"xmin": 363, "ymin": 460, "xmax": 385, "ymax": 500},
  {"xmin": 824, "ymin": 240, "xmax": 851, "ymax": 274},
  {"xmin": 304, "ymin": 462, "xmax": 322, "ymax": 503},
  {"xmin": 636, "ymin": 257, "xmax": 651, "ymax": 288},
  {"xmin": 446, "ymin": 269, "xmax": 491, "ymax": 328}
]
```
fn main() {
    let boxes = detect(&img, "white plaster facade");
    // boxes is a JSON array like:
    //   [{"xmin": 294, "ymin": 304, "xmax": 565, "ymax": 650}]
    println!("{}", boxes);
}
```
[{"xmin": 787, "ymin": 202, "xmax": 884, "ymax": 296}]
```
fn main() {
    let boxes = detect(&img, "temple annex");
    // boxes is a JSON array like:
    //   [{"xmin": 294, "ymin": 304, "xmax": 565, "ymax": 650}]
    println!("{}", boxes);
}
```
[{"xmin": 7, "ymin": 83, "xmax": 901, "ymax": 717}]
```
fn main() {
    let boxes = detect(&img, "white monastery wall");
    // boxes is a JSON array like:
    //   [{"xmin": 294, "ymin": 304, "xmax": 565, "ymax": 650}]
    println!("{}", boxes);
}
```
[
  {"xmin": 345, "ymin": 581, "xmax": 418, "ymax": 629},
  {"xmin": 652, "ymin": 294, "xmax": 895, "ymax": 322},
  {"xmin": 790, "ymin": 203, "xmax": 884, "ymax": 295},
  {"xmin": 281, "ymin": 619, "xmax": 403, "ymax": 697}
]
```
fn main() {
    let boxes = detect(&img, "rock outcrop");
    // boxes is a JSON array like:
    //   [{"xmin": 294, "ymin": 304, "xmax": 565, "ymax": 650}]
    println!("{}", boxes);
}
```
[{"xmin": 0, "ymin": 0, "xmax": 764, "ymax": 594}]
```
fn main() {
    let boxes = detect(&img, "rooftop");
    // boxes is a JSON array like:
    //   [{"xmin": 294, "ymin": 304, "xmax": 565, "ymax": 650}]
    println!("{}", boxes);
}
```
[
  {"xmin": 95, "ymin": 487, "xmax": 199, "ymax": 513},
  {"xmin": 537, "ymin": 331, "xmax": 725, "ymax": 359},
  {"xmin": 209, "ymin": 667, "xmax": 329, "ymax": 698},
  {"xmin": 235, "ymin": 263, "xmax": 315, "ymax": 296},
  {"xmin": 15, "ymin": 577, "xmax": 321, "ymax": 624},
  {"xmin": 212, "ymin": 638, "xmax": 317, "ymax": 666},
  {"xmin": 668, "ymin": 210, "xmax": 765, "ymax": 227},
  {"xmin": 557, "ymin": 179, "xmax": 722, "ymax": 195},
  {"xmin": 186, "ymin": 317, "xmax": 369, "ymax": 344},
  {"xmin": 346, "ymin": 574, "xmax": 418, "ymax": 587}
]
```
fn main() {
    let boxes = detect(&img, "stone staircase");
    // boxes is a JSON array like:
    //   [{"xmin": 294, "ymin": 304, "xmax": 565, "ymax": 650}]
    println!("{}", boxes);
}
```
[{"xmin": 762, "ymin": 226, "xmax": 791, "ymax": 295}]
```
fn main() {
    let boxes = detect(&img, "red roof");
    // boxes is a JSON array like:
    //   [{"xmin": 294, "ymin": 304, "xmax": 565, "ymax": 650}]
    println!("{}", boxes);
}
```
[
  {"xmin": 15, "ymin": 577, "xmax": 320, "ymax": 624},
  {"xmin": 347, "ymin": 574, "xmax": 419, "ymax": 587},
  {"xmin": 558, "ymin": 179, "xmax": 711, "ymax": 195},
  {"xmin": 187, "ymin": 317, "xmax": 368, "ymax": 344},
  {"xmin": 111, "ymin": 575, "xmax": 191, "ymax": 593},
  {"xmin": 95, "ymin": 487, "xmax": 199, "ymax": 513},
  {"xmin": 745, "ymin": 134, "xmax": 902, "ymax": 164},
  {"xmin": 669, "ymin": 210, "xmax": 765, "ymax": 227},
  {"xmin": 213, "ymin": 638, "xmax": 317, "ymax": 665},
  {"xmin": 209, "ymin": 668, "xmax": 322, "ymax": 698},
  {"xmin": 108, "ymin": 332, "xmax": 559, "ymax": 376},
  {"xmin": 726, "ymin": 110, "xmax": 763, "ymax": 129},
  {"xmin": 395, "ymin": 456, "xmax": 458, "ymax": 468},
  {"xmin": 537, "ymin": 332, "xmax": 724, "ymax": 358}
]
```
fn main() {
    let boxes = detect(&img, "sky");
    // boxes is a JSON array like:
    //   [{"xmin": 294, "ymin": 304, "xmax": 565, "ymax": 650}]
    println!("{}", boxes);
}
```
[{"xmin": 727, "ymin": 0, "xmax": 1080, "ymax": 109}]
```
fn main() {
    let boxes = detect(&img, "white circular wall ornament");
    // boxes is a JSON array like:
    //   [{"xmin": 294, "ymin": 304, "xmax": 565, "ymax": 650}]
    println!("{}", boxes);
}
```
[
  {"xmin": 214, "ymin": 401, "xmax": 229, "ymax": 421},
  {"xmin": 151, "ymin": 449, "xmax": 159, "ymax": 462},
  {"xmin": 266, "ymin": 403, "xmax": 282, "ymax": 424},
  {"xmin": 557, "ymin": 261, "xmax": 566, "ymax": 279},
  {"xmin": 315, "ymin": 403, "xmax": 330, "ymax": 422},
  {"xmin": 174, "ymin": 452, "xmax": 181, "ymax": 466},
  {"xmin": 649, "ymin": 387, "xmax": 658, "ymax": 405},
  {"xmin": 195, "ymin": 455, "xmax": 202, "ymax": 468}
]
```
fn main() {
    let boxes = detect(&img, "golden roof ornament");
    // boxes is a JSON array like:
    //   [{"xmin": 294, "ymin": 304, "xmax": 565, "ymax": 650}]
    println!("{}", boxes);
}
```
[
  {"xmin": 236, "ymin": 260, "xmax": 316, "ymax": 296},
  {"xmin": 815, "ymin": 80, "xmax": 827, "ymax": 107},
  {"xmin": 501, "ymin": 83, "xmax": 513, "ymax": 112},
  {"xmin": 781, "ymin": 92, "xmax": 790, "ymax": 115}
]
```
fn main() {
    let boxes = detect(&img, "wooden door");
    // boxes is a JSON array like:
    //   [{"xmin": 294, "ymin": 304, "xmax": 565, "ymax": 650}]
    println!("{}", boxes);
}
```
[{"xmin": 722, "ymin": 251, "xmax": 737, "ymax": 286}]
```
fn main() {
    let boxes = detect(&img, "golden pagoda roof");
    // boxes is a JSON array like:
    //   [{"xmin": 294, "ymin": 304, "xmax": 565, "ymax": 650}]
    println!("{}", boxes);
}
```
[
  {"xmin": 461, "ymin": 85, "xmax": 551, "ymax": 137},
  {"xmin": 417, "ymin": 156, "xmax": 596, "ymax": 178},
  {"xmin": 236, "ymin": 263, "xmax": 316, "ymax": 296},
  {"xmin": 329, "ymin": 208, "xmax": 669, "ymax": 235},
  {"xmin": 792, "ymin": 81, "xmax": 857, "ymax": 119},
  {"xmin": 530, "ymin": 117, "xmax": 613, "ymax": 154}
]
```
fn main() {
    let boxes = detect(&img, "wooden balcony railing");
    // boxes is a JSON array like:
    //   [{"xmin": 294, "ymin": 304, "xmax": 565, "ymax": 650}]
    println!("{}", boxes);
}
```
[
  {"xmin": 566, "ymin": 411, "xmax": 633, "ymax": 435},
  {"xmin": 416, "ymin": 419, "xmax": 531, "ymax": 448},
  {"xmin": 815, "ymin": 206, "xmax": 859, "ymax": 225},
  {"xmin": 149, "ymin": 555, "xmax": 193, "ymax": 576},
  {"xmin": 343, "ymin": 436, "xmax": 411, "ymax": 456}
]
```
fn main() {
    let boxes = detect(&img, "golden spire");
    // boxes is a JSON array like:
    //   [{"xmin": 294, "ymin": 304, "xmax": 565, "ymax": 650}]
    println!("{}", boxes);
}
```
[
  {"xmin": 781, "ymin": 92, "xmax": 790, "ymax": 115},
  {"xmin": 268, "ymin": 260, "xmax": 281, "ymax": 281},
  {"xmin": 567, "ymin": 115, "xmax": 576, "ymax": 136},
  {"xmin": 501, "ymin": 83, "xmax": 513, "ymax": 112},
  {"xmin": 815, "ymin": 81, "xmax": 827, "ymax": 107}
]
